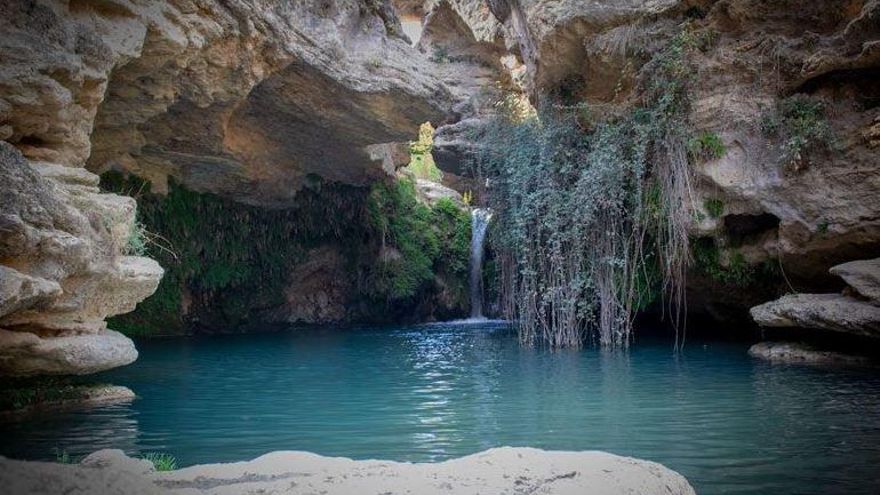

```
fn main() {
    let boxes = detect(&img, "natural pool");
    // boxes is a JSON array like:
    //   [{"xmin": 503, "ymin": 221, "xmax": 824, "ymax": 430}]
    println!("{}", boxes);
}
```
[{"xmin": 2, "ymin": 321, "xmax": 879, "ymax": 494}]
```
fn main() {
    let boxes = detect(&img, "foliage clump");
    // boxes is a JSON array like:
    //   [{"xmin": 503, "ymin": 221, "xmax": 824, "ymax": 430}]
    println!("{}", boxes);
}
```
[
  {"xmin": 141, "ymin": 452, "xmax": 178, "ymax": 471},
  {"xmin": 691, "ymin": 238, "xmax": 781, "ymax": 287},
  {"xmin": 101, "ymin": 171, "xmax": 370, "ymax": 335},
  {"xmin": 762, "ymin": 94, "xmax": 832, "ymax": 171},
  {"xmin": 101, "ymin": 170, "xmax": 473, "ymax": 333},
  {"xmin": 364, "ymin": 178, "xmax": 470, "ymax": 308},
  {"xmin": 703, "ymin": 198, "xmax": 724, "ymax": 218},
  {"xmin": 475, "ymin": 30, "xmax": 699, "ymax": 348},
  {"xmin": 405, "ymin": 122, "xmax": 443, "ymax": 182},
  {"xmin": 688, "ymin": 131, "xmax": 726, "ymax": 162}
]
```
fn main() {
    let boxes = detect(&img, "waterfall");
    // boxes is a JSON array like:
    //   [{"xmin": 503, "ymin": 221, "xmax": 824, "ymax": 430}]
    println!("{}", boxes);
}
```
[{"xmin": 469, "ymin": 208, "xmax": 493, "ymax": 319}]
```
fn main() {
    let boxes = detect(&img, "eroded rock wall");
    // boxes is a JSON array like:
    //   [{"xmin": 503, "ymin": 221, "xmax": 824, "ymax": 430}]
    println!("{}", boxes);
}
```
[
  {"xmin": 0, "ymin": 142, "xmax": 162, "ymax": 375},
  {"xmin": 429, "ymin": 0, "xmax": 880, "ymax": 326},
  {"xmin": 0, "ymin": 0, "xmax": 475, "ymax": 366},
  {"xmin": 1, "ymin": 0, "xmax": 460, "ymax": 208}
]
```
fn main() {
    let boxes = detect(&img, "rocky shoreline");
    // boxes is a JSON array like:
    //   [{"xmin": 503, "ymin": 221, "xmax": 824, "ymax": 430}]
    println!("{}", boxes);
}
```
[{"xmin": 0, "ymin": 447, "xmax": 696, "ymax": 495}]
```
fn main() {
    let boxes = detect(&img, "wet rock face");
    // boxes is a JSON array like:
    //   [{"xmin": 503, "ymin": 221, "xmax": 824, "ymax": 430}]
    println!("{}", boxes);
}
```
[
  {"xmin": 1, "ymin": 0, "xmax": 457, "ymax": 208},
  {"xmin": 0, "ymin": 142, "xmax": 161, "ymax": 376}
]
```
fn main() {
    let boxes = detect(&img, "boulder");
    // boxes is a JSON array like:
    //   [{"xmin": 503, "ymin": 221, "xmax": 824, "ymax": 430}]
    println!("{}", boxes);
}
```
[
  {"xmin": 0, "ymin": 142, "xmax": 161, "ymax": 375},
  {"xmin": 414, "ymin": 178, "xmax": 464, "ymax": 206},
  {"xmin": 0, "ymin": 329, "xmax": 138, "ymax": 376},
  {"xmin": 0, "ymin": 447, "xmax": 696, "ymax": 495},
  {"xmin": 750, "ymin": 293, "xmax": 880, "ymax": 338},
  {"xmin": 830, "ymin": 258, "xmax": 880, "ymax": 304}
]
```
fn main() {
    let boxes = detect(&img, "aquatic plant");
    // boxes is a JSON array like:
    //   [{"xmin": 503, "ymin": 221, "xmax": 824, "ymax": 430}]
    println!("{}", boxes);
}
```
[
  {"xmin": 141, "ymin": 452, "xmax": 178, "ymax": 471},
  {"xmin": 53, "ymin": 448, "xmax": 77, "ymax": 464},
  {"xmin": 474, "ymin": 30, "xmax": 698, "ymax": 348}
]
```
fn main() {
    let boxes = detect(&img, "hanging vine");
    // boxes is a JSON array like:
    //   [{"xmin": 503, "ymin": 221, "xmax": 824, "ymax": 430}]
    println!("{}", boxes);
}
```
[{"xmin": 474, "ymin": 29, "xmax": 699, "ymax": 348}]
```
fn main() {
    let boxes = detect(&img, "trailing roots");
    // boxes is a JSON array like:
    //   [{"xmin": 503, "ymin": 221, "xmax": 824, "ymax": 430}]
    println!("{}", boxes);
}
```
[{"xmin": 475, "ymin": 30, "xmax": 698, "ymax": 348}]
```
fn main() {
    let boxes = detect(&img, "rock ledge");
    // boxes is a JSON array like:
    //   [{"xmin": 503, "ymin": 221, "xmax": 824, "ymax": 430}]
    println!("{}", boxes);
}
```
[{"xmin": 0, "ymin": 447, "xmax": 696, "ymax": 495}]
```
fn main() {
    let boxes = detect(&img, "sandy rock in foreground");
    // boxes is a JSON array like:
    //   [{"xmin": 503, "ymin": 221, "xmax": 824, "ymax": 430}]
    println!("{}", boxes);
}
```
[{"xmin": 0, "ymin": 447, "xmax": 696, "ymax": 495}]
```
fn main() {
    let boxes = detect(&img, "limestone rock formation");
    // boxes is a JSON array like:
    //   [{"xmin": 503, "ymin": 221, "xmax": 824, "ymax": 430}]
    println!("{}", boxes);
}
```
[
  {"xmin": 830, "ymin": 258, "xmax": 880, "ymax": 304},
  {"xmin": 0, "ymin": 447, "xmax": 696, "ymax": 495},
  {"xmin": 1, "ymin": 0, "xmax": 459, "ymax": 208},
  {"xmin": 749, "ymin": 341, "xmax": 873, "ymax": 366},
  {"xmin": 428, "ymin": 0, "xmax": 880, "ymax": 324},
  {"xmin": 751, "ymin": 257, "xmax": 880, "ymax": 338},
  {"xmin": 0, "ymin": 142, "xmax": 162, "ymax": 375},
  {"xmin": 414, "ymin": 178, "xmax": 464, "ymax": 206},
  {"xmin": 0, "ymin": 384, "xmax": 135, "ymax": 417}
]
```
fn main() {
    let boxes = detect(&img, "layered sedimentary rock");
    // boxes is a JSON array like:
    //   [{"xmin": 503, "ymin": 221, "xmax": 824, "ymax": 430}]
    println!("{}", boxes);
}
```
[
  {"xmin": 751, "ymin": 257, "xmax": 880, "ymax": 338},
  {"xmin": 830, "ymin": 258, "xmax": 880, "ymax": 303},
  {"xmin": 0, "ymin": 447, "xmax": 696, "ymax": 495},
  {"xmin": 1, "ymin": 0, "xmax": 459, "ymax": 207},
  {"xmin": 420, "ymin": 0, "xmax": 880, "ymax": 324},
  {"xmin": 0, "ymin": 142, "xmax": 162, "ymax": 375}
]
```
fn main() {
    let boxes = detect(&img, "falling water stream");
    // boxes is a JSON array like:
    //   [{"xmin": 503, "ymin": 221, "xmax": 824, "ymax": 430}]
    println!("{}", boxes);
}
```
[{"xmin": 469, "ymin": 208, "xmax": 492, "ymax": 318}]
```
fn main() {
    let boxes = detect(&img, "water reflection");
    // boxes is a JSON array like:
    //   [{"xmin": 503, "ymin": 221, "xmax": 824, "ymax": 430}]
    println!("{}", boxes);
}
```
[{"xmin": 2, "ymin": 322, "xmax": 880, "ymax": 495}]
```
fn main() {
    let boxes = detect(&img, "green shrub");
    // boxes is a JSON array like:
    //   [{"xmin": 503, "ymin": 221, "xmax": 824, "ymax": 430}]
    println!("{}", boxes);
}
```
[
  {"xmin": 101, "ymin": 172, "xmax": 369, "ymax": 335},
  {"xmin": 688, "ymin": 131, "xmax": 726, "ymax": 162},
  {"xmin": 430, "ymin": 46, "xmax": 449, "ymax": 63},
  {"xmin": 405, "ymin": 122, "xmax": 442, "ymax": 182},
  {"xmin": 703, "ymin": 198, "xmax": 724, "ymax": 218},
  {"xmin": 366, "ymin": 178, "xmax": 441, "ymax": 301},
  {"xmin": 141, "ymin": 452, "xmax": 177, "ymax": 471},
  {"xmin": 762, "ymin": 94, "xmax": 832, "ymax": 170}
]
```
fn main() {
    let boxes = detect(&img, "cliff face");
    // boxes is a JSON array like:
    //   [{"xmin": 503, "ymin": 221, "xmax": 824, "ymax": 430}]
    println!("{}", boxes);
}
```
[
  {"xmin": 0, "ymin": 142, "xmax": 162, "ymax": 375},
  {"xmin": 1, "ymin": 0, "xmax": 462, "ymax": 207},
  {"xmin": 429, "ymin": 0, "xmax": 880, "ymax": 327},
  {"xmin": 0, "ymin": 0, "xmax": 474, "ymax": 369},
  {"xmin": 2, "ymin": 0, "xmax": 878, "ymax": 355}
]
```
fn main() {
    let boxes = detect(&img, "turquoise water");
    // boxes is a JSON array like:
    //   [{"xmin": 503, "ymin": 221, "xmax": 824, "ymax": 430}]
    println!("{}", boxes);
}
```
[{"xmin": 2, "ymin": 321, "xmax": 880, "ymax": 494}]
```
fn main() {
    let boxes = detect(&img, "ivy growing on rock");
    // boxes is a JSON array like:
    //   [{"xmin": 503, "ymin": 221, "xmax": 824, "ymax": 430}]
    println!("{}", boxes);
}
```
[
  {"xmin": 474, "ymin": 30, "xmax": 699, "ymax": 348},
  {"xmin": 101, "ymin": 171, "xmax": 472, "ymax": 334},
  {"xmin": 101, "ymin": 172, "xmax": 370, "ymax": 335},
  {"xmin": 362, "ymin": 178, "xmax": 471, "ymax": 316},
  {"xmin": 761, "ymin": 94, "xmax": 832, "ymax": 171}
]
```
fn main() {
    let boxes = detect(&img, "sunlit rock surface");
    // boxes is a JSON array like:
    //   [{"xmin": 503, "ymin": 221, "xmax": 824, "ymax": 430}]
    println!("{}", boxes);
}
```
[
  {"xmin": 0, "ymin": 0, "xmax": 458, "ymax": 207},
  {"xmin": 0, "ymin": 447, "xmax": 696, "ymax": 495}
]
